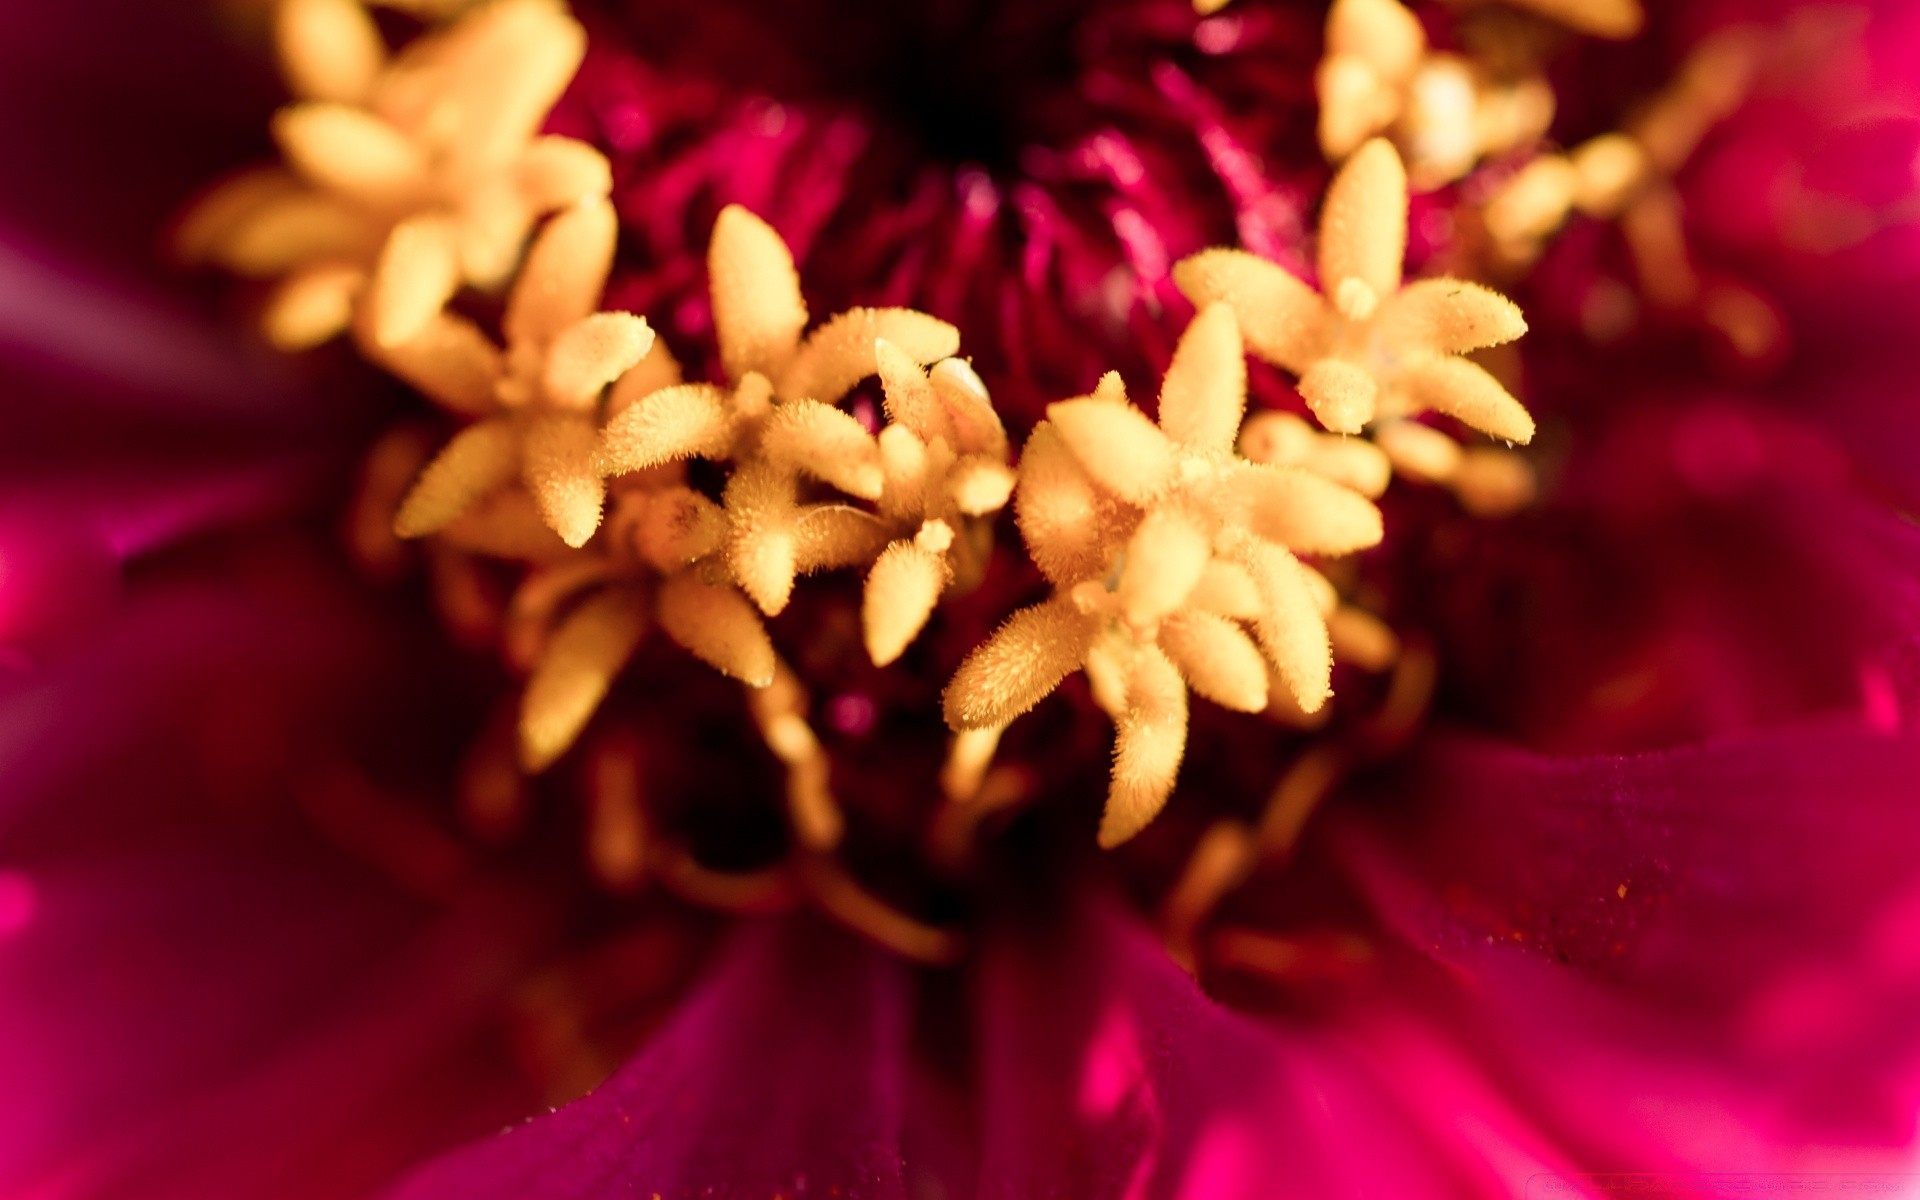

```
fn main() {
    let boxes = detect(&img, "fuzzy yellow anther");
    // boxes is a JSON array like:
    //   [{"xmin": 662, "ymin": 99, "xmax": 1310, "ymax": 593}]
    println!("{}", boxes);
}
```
[{"xmin": 944, "ymin": 304, "xmax": 1384, "ymax": 847}]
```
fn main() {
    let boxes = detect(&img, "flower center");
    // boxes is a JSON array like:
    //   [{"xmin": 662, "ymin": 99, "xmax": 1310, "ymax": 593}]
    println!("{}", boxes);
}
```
[{"xmin": 178, "ymin": 0, "xmax": 1817, "ymax": 1004}]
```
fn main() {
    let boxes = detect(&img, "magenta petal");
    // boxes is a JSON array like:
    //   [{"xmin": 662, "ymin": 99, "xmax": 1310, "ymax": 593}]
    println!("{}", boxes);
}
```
[
  {"xmin": 974, "ymin": 897, "xmax": 1482, "ymax": 1199},
  {"xmin": 0, "ymin": 551, "xmax": 551, "ymax": 1199},
  {"xmin": 1337, "ymin": 727, "xmax": 1920, "ymax": 1010},
  {"xmin": 386, "ymin": 915, "xmax": 913, "ymax": 1200},
  {"xmin": 0, "ymin": 236, "xmax": 378, "ymax": 567},
  {"xmin": 1330, "ymin": 723, "xmax": 1920, "ymax": 1142}
]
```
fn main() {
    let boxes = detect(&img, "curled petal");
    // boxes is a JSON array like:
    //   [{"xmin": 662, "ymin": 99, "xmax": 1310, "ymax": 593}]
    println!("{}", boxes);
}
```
[
  {"xmin": 519, "ymin": 589, "xmax": 648, "ymax": 773},
  {"xmin": 521, "ymin": 414, "xmax": 604, "ymax": 548},
  {"xmin": 710, "ymin": 205, "xmax": 808, "ymax": 382},
  {"xmin": 394, "ymin": 418, "xmax": 520, "ymax": 537},
  {"xmin": 780, "ymin": 307, "xmax": 960, "ymax": 405},
  {"xmin": 944, "ymin": 597, "xmax": 1095, "ymax": 730},
  {"xmin": 275, "ymin": 0, "xmax": 384, "ymax": 104},
  {"xmin": 864, "ymin": 540, "xmax": 949, "ymax": 666},
  {"xmin": 1172, "ymin": 249, "xmax": 1330, "ymax": 375},
  {"xmin": 505, "ymin": 196, "xmax": 618, "ymax": 349},
  {"xmin": 759, "ymin": 400, "xmax": 884, "ymax": 500},
  {"xmin": 364, "ymin": 213, "xmax": 460, "ymax": 349},
  {"xmin": 596, "ymin": 384, "xmax": 734, "ymax": 476},
  {"xmin": 1157, "ymin": 303, "xmax": 1247, "ymax": 455},
  {"xmin": 1013, "ymin": 421, "xmax": 1117, "ymax": 587},
  {"xmin": 1317, "ymin": 138, "xmax": 1408, "ymax": 303},
  {"xmin": 543, "ymin": 313, "xmax": 654, "ymax": 410},
  {"xmin": 1238, "ymin": 539, "xmax": 1333, "ymax": 713},
  {"xmin": 1100, "ymin": 645, "xmax": 1188, "ymax": 848},
  {"xmin": 1159, "ymin": 610, "xmax": 1269, "ymax": 713},
  {"xmin": 657, "ymin": 573, "xmax": 776, "ymax": 686},
  {"xmin": 517, "ymin": 136, "xmax": 613, "ymax": 213},
  {"xmin": 1381, "ymin": 279, "xmax": 1528, "ymax": 355},
  {"xmin": 1298, "ymin": 358, "xmax": 1379, "ymax": 435},
  {"xmin": 272, "ymin": 102, "xmax": 426, "ymax": 206},
  {"xmin": 1046, "ymin": 398, "xmax": 1178, "ymax": 505},
  {"xmin": 1400, "ymin": 357, "xmax": 1536, "ymax": 444},
  {"xmin": 1118, "ymin": 506, "xmax": 1212, "ymax": 631},
  {"xmin": 1232, "ymin": 463, "xmax": 1384, "ymax": 556}
]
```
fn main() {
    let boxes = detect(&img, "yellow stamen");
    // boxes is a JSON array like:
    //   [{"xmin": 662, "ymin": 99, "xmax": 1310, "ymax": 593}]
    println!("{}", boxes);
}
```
[
  {"xmin": 655, "ymin": 849, "xmax": 797, "ymax": 913},
  {"xmin": 864, "ymin": 537, "xmax": 951, "ymax": 666},
  {"xmin": 1157, "ymin": 611, "xmax": 1270, "ymax": 713},
  {"xmin": 1101, "ymin": 640, "xmax": 1190, "ymax": 848},
  {"xmin": 709, "ymin": 205, "xmax": 810, "ymax": 382},
  {"xmin": 799, "ymin": 854, "xmax": 965, "ymax": 966},
  {"xmin": 1161, "ymin": 819, "xmax": 1258, "ymax": 972},
  {"xmin": 276, "ymin": 0, "xmax": 387, "ymax": 105},
  {"xmin": 939, "ymin": 725, "xmax": 1007, "ymax": 804},
  {"xmin": 519, "ymin": 588, "xmax": 649, "ymax": 773},
  {"xmin": 944, "ymin": 596, "xmax": 1097, "ymax": 730},
  {"xmin": 581, "ymin": 735, "xmax": 649, "ymax": 893},
  {"xmin": 1256, "ymin": 743, "xmax": 1348, "ymax": 858},
  {"xmin": 263, "ymin": 261, "xmax": 366, "ymax": 350},
  {"xmin": 656, "ymin": 572, "xmax": 775, "ymax": 686},
  {"xmin": 747, "ymin": 662, "xmax": 845, "ymax": 851}
]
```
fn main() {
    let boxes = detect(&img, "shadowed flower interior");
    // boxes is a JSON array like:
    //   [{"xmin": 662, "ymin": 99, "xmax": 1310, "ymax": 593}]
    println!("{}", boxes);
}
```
[
  {"xmin": 27, "ymin": 0, "xmax": 1903, "ymax": 1190},
  {"xmin": 168, "ymin": 0, "xmax": 1887, "ymax": 987},
  {"xmin": 177, "ymin": 0, "xmax": 1563, "ymax": 946}
]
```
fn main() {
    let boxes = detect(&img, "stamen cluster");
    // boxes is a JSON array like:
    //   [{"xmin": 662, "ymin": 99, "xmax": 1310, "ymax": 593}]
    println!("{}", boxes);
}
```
[{"xmin": 188, "ymin": 0, "xmax": 1796, "ymax": 917}]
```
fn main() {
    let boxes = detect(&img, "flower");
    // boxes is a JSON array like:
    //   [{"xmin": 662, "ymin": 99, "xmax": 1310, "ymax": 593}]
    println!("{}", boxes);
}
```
[
  {"xmin": 386, "ymin": 195, "xmax": 654, "ymax": 548},
  {"xmin": 1315, "ymin": 0, "xmax": 1559, "ymax": 188},
  {"xmin": 1174, "ymin": 138, "xmax": 1537, "ymax": 512},
  {"xmin": 177, "ymin": 0, "xmax": 609, "ymax": 350},
  {"xmin": 6, "ymin": 0, "xmax": 1920, "ymax": 1197},
  {"xmin": 944, "ymin": 302, "xmax": 1387, "ymax": 844},
  {"xmin": 592, "ymin": 204, "xmax": 971, "ymax": 630}
]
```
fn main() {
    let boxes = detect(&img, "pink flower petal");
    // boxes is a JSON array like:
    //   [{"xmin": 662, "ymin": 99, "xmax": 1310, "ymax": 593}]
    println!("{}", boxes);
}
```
[{"xmin": 386, "ymin": 915, "xmax": 915, "ymax": 1200}]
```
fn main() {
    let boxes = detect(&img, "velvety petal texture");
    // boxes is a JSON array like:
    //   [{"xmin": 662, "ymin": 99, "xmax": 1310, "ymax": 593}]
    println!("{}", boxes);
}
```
[
  {"xmin": 0, "ymin": 557, "xmax": 550, "ymax": 1200},
  {"xmin": 972, "ymin": 899, "xmax": 1483, "ymax": 1199},
  {"xmin": 1328, "ymin": 722, "xmax": 1920, "ymax": 1155},
  {"xmin": 387, "ymin": 915, "xmax": 912, "ymax": 1200},
  {"xmin": 7, "ymin": 0, "xmax": 1920, "ymax": 1197}
]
